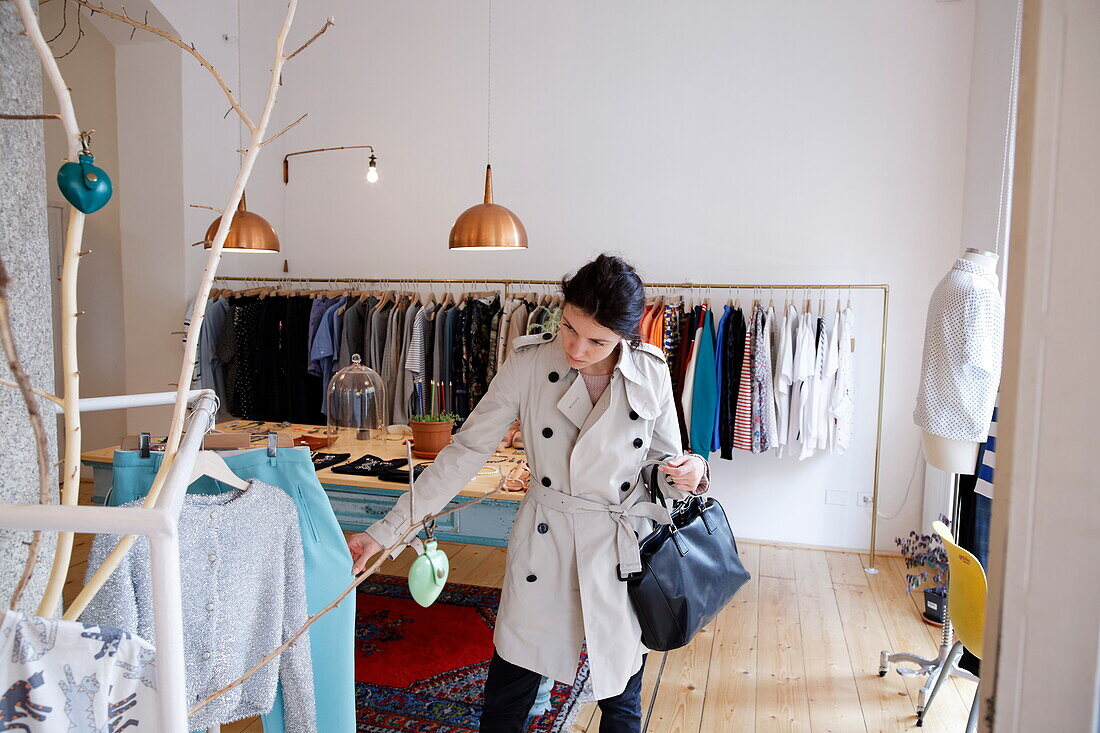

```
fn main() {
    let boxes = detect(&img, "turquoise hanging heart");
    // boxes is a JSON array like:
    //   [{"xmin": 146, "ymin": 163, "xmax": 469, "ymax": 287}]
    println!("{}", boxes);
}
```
[
  {"xmin": 57, "ymin": 153, "xmax": 113, "ymax": 214},
  {"xmin": 407, "ymin": 539, "xmax": 449, "ymax": 607}
]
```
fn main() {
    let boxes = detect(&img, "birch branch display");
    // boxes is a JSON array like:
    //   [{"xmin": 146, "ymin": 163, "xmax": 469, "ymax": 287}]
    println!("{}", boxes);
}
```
[
  {"xmin": 65, "ymin": 0, "xmax": 330, "ymax": 622},
  {"xmin": 0, "ymin": 113, "xmax": 61, "ymax": 120},
  {"xmin": 0, "ymin": 379, "xmax": 63, "ymax": 406},
  {"xmin": 0, "ymin": 259, "xmax": 55, "ymax": 610},
  {"xmin": 13, "ymin": 0, "xmax": 90, "ymax": 618},
  {"xmin": 68, "ymin": 0, "xmax": 256, "ymax": 131}
]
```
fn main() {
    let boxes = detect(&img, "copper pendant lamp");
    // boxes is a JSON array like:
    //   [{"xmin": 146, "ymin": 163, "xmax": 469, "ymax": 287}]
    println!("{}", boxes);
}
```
[
  {"xmin": 448, "ymin": 165, "xmax": 527, "ymax": 250},
  {"xmin": 448, "ymin": 0, "xmax": 527, "ymax": 250},
  {"xmin": 204, "ymin": 191, "xmax": 280, "ymax": 254}
]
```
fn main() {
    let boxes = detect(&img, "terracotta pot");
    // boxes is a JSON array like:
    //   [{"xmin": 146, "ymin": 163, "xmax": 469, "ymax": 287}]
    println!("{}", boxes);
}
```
[{"xmin": 410, "ymin": 420, "xmax": 454, "ymax": 458}]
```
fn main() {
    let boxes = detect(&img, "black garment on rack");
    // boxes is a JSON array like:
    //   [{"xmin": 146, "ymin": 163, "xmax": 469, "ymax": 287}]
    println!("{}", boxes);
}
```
[
  {"xmin": 283, "ymin": 296, "xmax": 324, "ymax": 424},
  {"xmin": 671, "ymin": 305, "xmax": 696, "ymax": 450},
  {"xmin": 719, "ymin": 306, "xmax": 746, "ymax": 460},
  {"xmin": 451, "ymin": 304, "xmax": 469, "ymax": 420},
  {"xmin": 467, "ymin": 296, "xmax": 499, "ymax": 411},
  {"xmin": 256, "ymin": 297, "xmax": 287, "ymax": 421},
  {"xmin": 217, "ymin": 296, "xmax": 264, "ymax": 420}
]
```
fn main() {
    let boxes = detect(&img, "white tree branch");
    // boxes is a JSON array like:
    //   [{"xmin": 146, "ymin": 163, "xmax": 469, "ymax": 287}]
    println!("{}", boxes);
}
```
[
  {"xmin": 0, "ymin": 258, "xmax": 56, "ymax": 610},
  {"xmin": 14, "ymin": 0, "xmax": 89, "ymax": 618},
  {"xmin": 64, "ymin": 0, "xmax": 311, "ymax": 623},
  {"xmin": 68, "ymin": 0, "xmax": 256, "ymax": 132}
]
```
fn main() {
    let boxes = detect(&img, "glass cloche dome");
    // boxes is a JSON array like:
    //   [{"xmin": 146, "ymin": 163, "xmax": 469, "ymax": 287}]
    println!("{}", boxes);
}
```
[{"xmin": 326, "ymin": 354, "xmax": 387, "ymax": 441}]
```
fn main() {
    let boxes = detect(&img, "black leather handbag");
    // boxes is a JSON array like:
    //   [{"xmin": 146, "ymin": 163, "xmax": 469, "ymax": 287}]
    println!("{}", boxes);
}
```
[{"xmin": 624, "ymin": 463, "xmax": 751, "ymax": 651}]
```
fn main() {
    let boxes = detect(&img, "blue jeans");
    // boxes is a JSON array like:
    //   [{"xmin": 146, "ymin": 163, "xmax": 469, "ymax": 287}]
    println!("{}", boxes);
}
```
[
  {"xmin": 480, "ymin": 651, "xmax": 645, "ymax": 733},
  {"xmin": 110, "ymin": 447, "xmax": 355, "ymax": 732}
]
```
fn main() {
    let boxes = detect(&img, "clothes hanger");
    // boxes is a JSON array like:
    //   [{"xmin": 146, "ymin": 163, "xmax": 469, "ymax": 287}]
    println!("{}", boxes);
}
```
[{"xmin": 188, "ymin": 450, "xmax": 250, "ymax": 491}]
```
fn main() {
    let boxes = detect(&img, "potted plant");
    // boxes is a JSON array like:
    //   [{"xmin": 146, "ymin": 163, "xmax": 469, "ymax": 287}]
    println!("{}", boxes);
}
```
[
  {"xmin": 409, "ymin": 412, "xmax": 457, "ymax": 458},
  {"xmin": 896, "ymin": 517, "xmax": 949, "ymax": 625}
]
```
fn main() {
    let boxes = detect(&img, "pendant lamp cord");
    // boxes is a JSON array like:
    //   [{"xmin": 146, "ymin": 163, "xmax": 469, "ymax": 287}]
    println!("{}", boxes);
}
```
[
  {"xmin": 486, "ymin": 0, "xmax": 493, "ymax": 165},
  {"xmin": 237, "ymin": 0, "xmax": 245, "ymax": 160},
  {"xmin": 994, "ymin": 0, "xmax": 1024, "ymax": 261}
]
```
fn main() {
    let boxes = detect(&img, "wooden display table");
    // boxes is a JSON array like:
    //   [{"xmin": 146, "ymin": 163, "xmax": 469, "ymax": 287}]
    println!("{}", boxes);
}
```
[{"xmin": 80, "ymin": 421, "xmax": 526, "ymax": 547}]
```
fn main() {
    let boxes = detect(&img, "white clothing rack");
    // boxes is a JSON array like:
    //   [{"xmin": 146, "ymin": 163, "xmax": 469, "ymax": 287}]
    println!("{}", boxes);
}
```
[{"xmin": 1, "ymin": 389, "xmax": 218, "ymax": 733}]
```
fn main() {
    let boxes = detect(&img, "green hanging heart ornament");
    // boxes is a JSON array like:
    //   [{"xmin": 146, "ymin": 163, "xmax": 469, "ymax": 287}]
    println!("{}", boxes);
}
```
[
  {"xmin": 407, "ymin": 539, "xmax": 449, "ymax": 607},
  {"xmin": 57, "ymin": 134, "xmax": 112, "ymax": 214}
]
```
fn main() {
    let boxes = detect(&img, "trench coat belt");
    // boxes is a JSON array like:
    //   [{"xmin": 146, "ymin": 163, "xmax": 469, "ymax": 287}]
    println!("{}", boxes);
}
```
[{"xmin": 528, "ymin": 482, "xmax": 673, "ymax": 576}]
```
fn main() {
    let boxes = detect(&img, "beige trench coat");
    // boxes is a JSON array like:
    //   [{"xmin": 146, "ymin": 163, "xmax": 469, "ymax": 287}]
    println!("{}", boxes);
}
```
[{"xmin": 365, "ymin": 332, "xmax": 706, "ymax": 699}]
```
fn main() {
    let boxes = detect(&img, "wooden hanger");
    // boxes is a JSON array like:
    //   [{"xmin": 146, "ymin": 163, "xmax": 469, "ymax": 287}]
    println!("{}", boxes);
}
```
[{"xmin": 188, "ymin": 451, "xmax": 250, "ymax": 491}]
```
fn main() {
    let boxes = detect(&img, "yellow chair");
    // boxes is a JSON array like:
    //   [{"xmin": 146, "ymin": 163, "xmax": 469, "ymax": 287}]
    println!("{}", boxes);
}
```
[{"xmin": 922, "ymin": 520, "xmax": 985, "ymax": 731}]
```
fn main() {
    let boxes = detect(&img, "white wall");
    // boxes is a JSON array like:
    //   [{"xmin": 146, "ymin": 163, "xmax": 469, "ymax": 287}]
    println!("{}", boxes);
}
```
[
  {"xmin": 107, "ymin": 0, "xmax": 980, "ymax": 550},
  {"xmin": 114, "ymin": 39, "xmax": 187, "ymax": 434},
  {"xmin": 41, "ymin": 2, "xmax": 128, "ymax": 451},
  {"xmin": 220, "ymin": 0, "xmax": 975, "ymax": 551}
]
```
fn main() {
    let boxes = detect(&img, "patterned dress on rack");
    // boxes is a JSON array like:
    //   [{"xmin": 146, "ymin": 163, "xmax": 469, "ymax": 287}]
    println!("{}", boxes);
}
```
[
  {"xmin": 732, "ymin": 308, "xmax": 754, "ymax": 451},
  {"xmin": 750, "ymin": 304, "xmax": 774, "ymax": 453},
  {"xmin": 662, "ymin": 303, "xmax": 681, "ymax": 371}
]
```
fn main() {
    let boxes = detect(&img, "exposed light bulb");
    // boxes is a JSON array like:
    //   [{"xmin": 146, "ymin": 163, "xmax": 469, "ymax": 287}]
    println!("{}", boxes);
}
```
[{"xmin": 366, "ymin": 154, "xmax": 379, "ymax": 183}]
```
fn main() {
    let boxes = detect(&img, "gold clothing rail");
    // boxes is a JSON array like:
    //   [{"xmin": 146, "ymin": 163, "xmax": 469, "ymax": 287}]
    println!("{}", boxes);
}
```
[{"xmin": 211, "ymin": 275, "xmax": 890, "ymax": 572}]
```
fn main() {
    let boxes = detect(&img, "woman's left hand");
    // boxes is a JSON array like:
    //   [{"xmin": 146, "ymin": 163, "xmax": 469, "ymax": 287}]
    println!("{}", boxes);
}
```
[{"xmin": 658, "ymin": 454, "xmax": 708, "ymax": 495}]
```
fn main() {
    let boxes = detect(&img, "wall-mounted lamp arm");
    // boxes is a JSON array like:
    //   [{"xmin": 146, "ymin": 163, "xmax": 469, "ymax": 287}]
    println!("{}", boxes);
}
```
[{"xmin": 282, "ymin": 144, "xmax": 377, "ymax": 184}]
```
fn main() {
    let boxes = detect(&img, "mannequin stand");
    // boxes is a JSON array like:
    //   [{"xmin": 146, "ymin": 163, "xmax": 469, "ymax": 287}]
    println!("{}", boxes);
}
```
[{"xmin": 877, "ymin": 474, "xmax": 978, "ymax": 724}]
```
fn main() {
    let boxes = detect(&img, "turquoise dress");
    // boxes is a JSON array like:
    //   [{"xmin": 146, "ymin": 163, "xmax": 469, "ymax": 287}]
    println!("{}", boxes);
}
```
[{"xmin": 689, "ymin": 308, "xmax": 718, "ymax": 456}]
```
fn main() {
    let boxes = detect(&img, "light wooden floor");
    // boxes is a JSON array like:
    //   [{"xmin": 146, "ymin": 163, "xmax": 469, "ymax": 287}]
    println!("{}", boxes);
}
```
[{"xmin": 67, "ymin": 515, "xmax": 975, "ymax": 732}]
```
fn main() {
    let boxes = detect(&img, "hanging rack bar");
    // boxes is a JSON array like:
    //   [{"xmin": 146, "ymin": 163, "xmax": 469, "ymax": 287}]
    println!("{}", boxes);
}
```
[
  {"xmin": 210, "ymin": 275, "xmax": 890, "ymax": 567},
  {"xmin": 212, "ymin": 275, "xmax": 887, "ymax": 290}
]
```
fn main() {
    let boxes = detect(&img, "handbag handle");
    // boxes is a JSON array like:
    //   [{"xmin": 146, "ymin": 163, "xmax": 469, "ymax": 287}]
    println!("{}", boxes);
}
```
[
  {"xmin": 639, "ymin": 458, "xmax": 669, "ymax": 509},
  {"xmin": 642, "ymin": 458, "xmax": 710, "ymax": 530}
]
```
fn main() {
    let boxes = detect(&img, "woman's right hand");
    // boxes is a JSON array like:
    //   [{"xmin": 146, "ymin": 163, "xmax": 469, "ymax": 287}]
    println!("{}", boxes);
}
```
[{"xmin": 347, "ymin": 531, "xmax": 384, "ymax": 575}]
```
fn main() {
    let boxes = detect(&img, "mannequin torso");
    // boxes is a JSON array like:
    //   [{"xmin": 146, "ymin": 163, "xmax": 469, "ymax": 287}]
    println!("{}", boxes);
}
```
[{"xmin": 921, "ymin": 248, "xmax": 999, "ymax": 473}]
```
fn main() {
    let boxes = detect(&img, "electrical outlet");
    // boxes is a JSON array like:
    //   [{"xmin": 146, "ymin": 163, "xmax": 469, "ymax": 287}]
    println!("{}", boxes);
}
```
[
  {"xmin": 825, "ymin": 490, "xmax": 848, "ymax": 506},
  {"xmin": 858, "ymin": 493, "xmax": 874, "ymax": 508}
]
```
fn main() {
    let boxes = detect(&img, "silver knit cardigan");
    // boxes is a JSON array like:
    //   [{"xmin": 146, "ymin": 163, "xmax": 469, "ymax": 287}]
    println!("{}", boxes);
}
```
[{"xmin": 81, "ymin": 481, "xmax": 316, "ymax": 732}]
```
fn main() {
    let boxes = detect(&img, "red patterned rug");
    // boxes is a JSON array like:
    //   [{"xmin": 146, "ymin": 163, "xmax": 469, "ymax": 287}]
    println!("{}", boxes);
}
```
[{"xmin": 355, "ymin": 574, "xmax": 589, "ymax": 732}]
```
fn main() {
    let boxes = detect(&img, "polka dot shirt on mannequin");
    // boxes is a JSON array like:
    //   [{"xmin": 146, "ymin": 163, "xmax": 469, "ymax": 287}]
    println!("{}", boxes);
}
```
[{"xmin": 913, "ymin": 258, "xmax": 1004, "ymax": 442}]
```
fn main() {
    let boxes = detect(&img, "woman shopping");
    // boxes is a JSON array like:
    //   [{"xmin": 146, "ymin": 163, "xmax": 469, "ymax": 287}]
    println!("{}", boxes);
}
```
[{"xmin": 346, "ymin": 254, "xmax": 709, "ymax": 733}]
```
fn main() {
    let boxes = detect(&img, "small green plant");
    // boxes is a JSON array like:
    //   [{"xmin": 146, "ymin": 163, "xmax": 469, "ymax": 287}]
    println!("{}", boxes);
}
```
[
  {"xmin": 410, "ymin": 412, "xmax": 458, "ymax": 423},
  {"xmin": 896, "ymin": 515, "xmax": 949, "ymax": 594}
]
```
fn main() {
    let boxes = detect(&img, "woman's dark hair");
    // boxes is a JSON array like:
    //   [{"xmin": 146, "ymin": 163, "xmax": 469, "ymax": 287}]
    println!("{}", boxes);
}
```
[{"xmin": 561, "ymin": 254, "xmax": 646, "ymax": 345}]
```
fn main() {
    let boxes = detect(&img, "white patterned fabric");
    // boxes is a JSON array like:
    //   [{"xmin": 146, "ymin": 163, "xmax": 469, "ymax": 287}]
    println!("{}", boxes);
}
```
[
  {"xmin": 0, "ymin": 609, "xmax": 160, "ymax": 731},
  {"xmin": 829, "ymin": 306, "xmax": 856, "ymax": 454},
  {"xmin": 798, "ymin": 316, "xmax": 826, "ymax": 461},
  {"xmin": 775, "ymin": 305, "xmax": 797, "ymax": 454},
  {"xmin": 914, "ymin": 258, "xmax": 1004, "ymax": 442}
]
